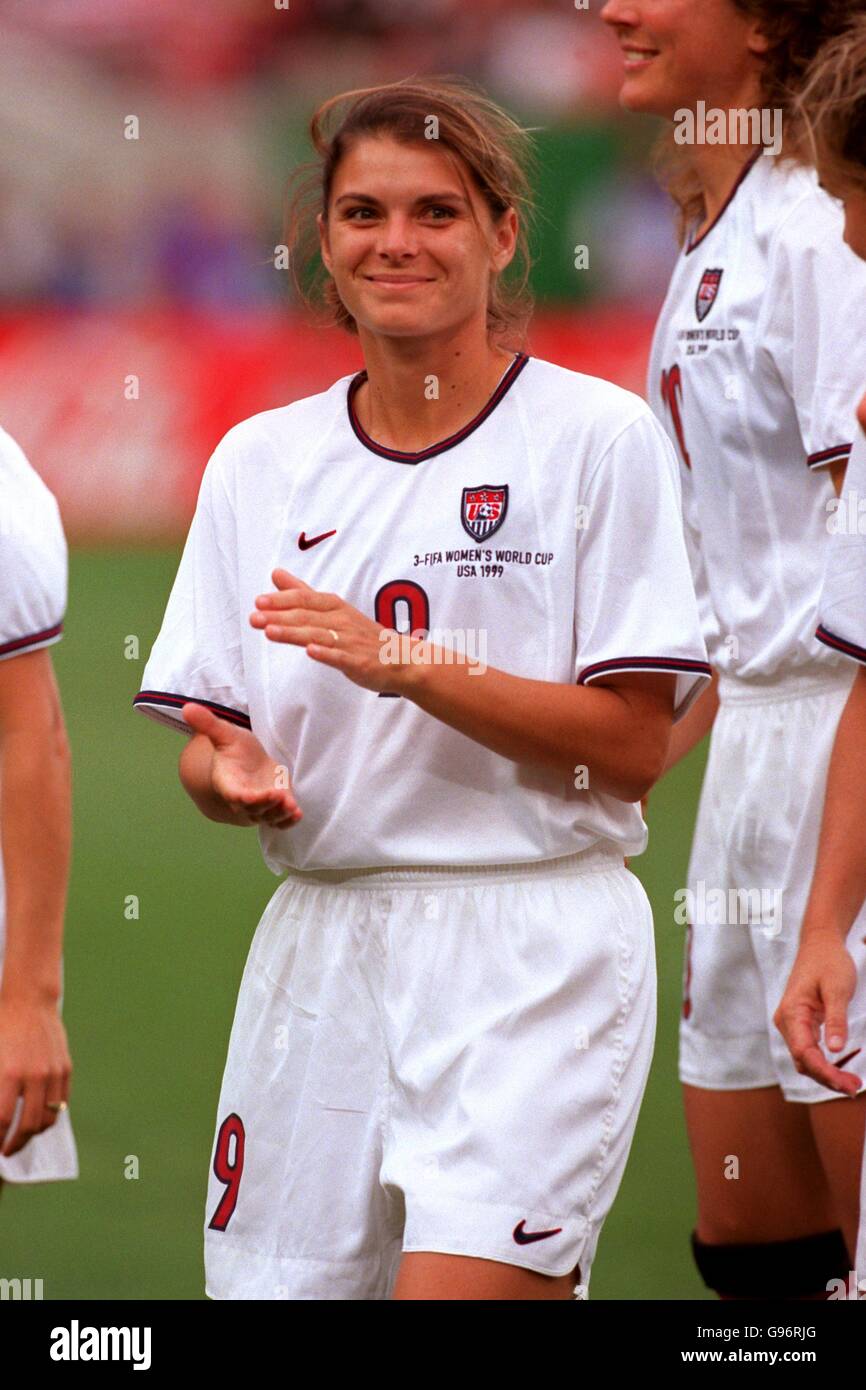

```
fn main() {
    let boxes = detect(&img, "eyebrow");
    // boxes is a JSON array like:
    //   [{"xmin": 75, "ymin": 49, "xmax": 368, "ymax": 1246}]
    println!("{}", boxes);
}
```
[{"xmin": 334, "ymin": 191, "xmax": 469, "ymax": 207}]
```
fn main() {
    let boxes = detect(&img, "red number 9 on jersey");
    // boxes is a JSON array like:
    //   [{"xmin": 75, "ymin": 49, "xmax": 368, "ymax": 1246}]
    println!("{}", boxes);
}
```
[{"xmin": 208, "ymin": 1112, "xmax": 246, "ymax": 1231}]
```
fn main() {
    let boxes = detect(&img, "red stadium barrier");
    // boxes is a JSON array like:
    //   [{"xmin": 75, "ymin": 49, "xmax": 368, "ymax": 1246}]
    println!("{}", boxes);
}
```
[{"xmin": 0, "ymin": 308, "xmax": 655, "ymax": 540}]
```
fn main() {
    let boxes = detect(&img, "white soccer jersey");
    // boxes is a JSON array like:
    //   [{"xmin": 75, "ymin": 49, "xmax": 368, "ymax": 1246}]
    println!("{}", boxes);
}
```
[
  {"xmin": 817, "ymin": 425, "xmax": 866, "ymax": 664},
  {"xmin": 0, "ymin": 426, "xmax": 67, "ymax": 958},
  {"xmin": 134, "ymin": 355, "xmax": 710, "ymax": 871},
  {"xmin": 648, "ymin": 153, "xmax": 866, "ymax": 679}
]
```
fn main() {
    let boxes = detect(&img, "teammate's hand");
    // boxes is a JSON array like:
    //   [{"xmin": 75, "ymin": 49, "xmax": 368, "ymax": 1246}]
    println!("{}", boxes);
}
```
[
  {"xmin": 250, "ymin": 568, "xmax": 413, "ymax": 694},
  {"xmin": 773, "ymin": 935, "xmax": 862, "ymax": 1095},
  {"xmin": 181, "ymin": 702, "xmax": 303, "ymax": 829},
  {"xmin": 0, "ymin": 996, "xmax": 72, "ymax": 1158}
]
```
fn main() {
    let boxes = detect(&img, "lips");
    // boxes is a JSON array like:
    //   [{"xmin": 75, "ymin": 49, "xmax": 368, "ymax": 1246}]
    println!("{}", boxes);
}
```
[
  {"xmin": 364, "ymin": 276, "xmax": 434, "ymax": 286},
  {"xmin": 621, "ymin": 45, "xmax": 659, "ymax": 67}
]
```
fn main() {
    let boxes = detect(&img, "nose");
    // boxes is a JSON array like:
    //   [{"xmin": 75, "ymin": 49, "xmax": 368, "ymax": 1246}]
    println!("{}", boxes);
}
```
[
  {"xmin": 600, "ymin": 1, "xmax": 639, "ymax": 26},
  {"xmin": 376, "ymin": 211, "xmax": 420, "ymax": 260}
]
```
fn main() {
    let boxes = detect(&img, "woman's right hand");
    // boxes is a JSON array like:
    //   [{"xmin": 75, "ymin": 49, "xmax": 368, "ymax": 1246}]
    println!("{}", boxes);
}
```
[{"xmin": 181, "ymin": 702, "xmax": 302, "ymax": 829}]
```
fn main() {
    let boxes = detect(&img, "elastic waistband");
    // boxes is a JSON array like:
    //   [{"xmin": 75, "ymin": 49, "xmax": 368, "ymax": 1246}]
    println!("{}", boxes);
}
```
[
  {"xmin": 717, "ymin": 665, "xmax": 854, "ymax": 707},
  {"xmin": 279, "ymin": 842, "xmax": 625, "ymax": 891}
]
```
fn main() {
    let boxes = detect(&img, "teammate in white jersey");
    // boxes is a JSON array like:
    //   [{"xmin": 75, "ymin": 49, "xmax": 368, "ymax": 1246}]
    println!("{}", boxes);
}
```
[
  {"xmin": 771, "ymin": 17, "xmax": 866, "ymax": 1296},
  {"xmin": 0, "ymin": 426, "xmax": 77, "ymax": 1190},
  {"xmin": 134, "ymin": 78, "xmax": 710, "ymax": 1301},
  {"xmin": 603, "ymin": 0, "xmax": 866, "ymax": 1297}
]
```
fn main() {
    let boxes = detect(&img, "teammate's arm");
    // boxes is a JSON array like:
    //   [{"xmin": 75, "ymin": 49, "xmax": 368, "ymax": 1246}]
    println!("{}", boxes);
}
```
[
  {"xmin": 774, "ymin": 666, "xmax": 866, "ymax": 1093},
  {"xmin": 826, "ymin": 459, "xmax": 848, "ymax": 497},
  {"xmin": 0, "ymin": 648, "xmax": 73, "ymax": 1156},
  {"xmin": 661, "ymin": 667, "xmax": 720, "ymax": 775}
]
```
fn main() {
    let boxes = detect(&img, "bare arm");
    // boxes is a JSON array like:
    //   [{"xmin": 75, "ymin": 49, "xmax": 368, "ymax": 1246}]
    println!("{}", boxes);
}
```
[
  {"xmin": 827, "ymin": 457, "xmax": 848, "ymax": 498},
  {"xmin": 397, "ymin": 653, "xmax": 677, "ymax": 803},
  {"xmin": 0, "ymin": 650, "xmax": 71, "ymax": 1003},
  {"xmin": 772, "ymin": 666, "xmax": 866, "ymax": 1093},
  {"xmin": 0, "ymin": 647, "xmax": 73, "ymax": 1156},
  {"xmin": 661, "ymin": 668, "xmax": 719, "ymax": 776}
]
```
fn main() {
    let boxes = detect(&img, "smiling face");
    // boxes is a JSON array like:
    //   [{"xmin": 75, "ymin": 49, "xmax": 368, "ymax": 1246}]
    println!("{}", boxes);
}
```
[
  {"xmin": 600, "ymin": 0, "xmax": 768, "ymax": 120},
  {"xmin": 317, "ymin": 134, "xmax": 517, "ymax": 345}
]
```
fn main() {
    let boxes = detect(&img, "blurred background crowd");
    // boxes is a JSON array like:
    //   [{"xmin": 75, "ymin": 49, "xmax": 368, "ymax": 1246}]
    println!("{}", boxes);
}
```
[
  {"xmin": 1, "ymin": 4, "xmax": 713, "ymax": 1304},
  {"xmin": 0, "ymin": 0, "xmax": 674, "ymax": 537},
  {"xmin": 0, "ymin": 0, "xmax": 676, "ymax": 312}
]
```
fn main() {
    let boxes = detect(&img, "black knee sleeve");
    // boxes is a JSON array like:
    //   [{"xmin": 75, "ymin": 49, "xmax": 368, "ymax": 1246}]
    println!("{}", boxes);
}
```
[{"xmin": 691, "ymin": 1228, "xmax": 850, "ymax": 1298}]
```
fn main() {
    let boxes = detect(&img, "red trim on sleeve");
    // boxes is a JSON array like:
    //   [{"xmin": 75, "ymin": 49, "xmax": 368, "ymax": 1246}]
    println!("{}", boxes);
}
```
[
  {"xmin": 816, "ymin": 625, "xmax": 866, "ymax": 666},
  {"xmin": 808, "ymin": 444, "xmax": 852, "ymax": 471},
  {"xmin": 577, "ymin": 656, "xmax": 712, "ymax": 685},
  {"xmin": 0, "ymin": 621, "xmax": 63, "ymax": 659},
  {"xmin": 132, "ymin": 691, "xmax": 252, "ymax": 730}
]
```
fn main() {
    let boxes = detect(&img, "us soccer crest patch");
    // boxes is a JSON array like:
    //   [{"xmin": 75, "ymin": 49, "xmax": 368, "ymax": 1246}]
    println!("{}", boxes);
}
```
[
  {"xmin": 461, "ymin": 484, "xmax": 508, "ymax": 542},
  {"xmin": 696, "ymin": 268, "xmax": 723, "ymax": 322}
]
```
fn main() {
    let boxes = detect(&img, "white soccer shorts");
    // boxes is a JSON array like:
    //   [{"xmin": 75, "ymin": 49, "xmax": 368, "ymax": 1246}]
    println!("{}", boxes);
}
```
[
  {"xmin": 203, "ymin": 844, "xmax": 656, "ymax": 1300},
  {"xmin": 679, "ymin": 666, "xmax": 866, "ymax": 1104}
]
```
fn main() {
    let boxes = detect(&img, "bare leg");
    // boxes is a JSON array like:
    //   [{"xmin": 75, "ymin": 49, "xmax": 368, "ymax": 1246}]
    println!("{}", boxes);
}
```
[
  {"xmin": 808, "ymin": 1093, "xmax": 866, "ymax": 1265},
  {"xmin": 392, "ymin": 1251, "xmax": 581, "ymax": 1301},
  {"xmin": 683, "ymin": 1083, "xmax": 837, "ymax": 1245}
]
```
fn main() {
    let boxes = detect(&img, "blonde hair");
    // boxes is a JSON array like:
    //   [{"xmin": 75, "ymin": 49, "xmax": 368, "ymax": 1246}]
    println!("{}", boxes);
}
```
[
  {"xmin": 793, "ymin": 14, "xmax": 866, "ymax": 193},
  {"xmin": 283, "ymin": 76, "xmax": 537, "ymax": 347},
  {"xmin": 656, "ymin": 0, "xmax": 865, "ymax": 243}
]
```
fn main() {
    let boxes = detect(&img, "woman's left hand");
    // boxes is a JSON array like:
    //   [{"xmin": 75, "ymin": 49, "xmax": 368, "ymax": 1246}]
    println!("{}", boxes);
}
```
[{"xmin": 250, "ymin": 568, "xmax": 419, "ymax": 694}]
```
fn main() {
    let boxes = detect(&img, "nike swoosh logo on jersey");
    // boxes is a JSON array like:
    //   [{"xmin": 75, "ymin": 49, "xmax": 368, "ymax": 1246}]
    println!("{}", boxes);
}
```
[
  {"xmin": 513, "ymin": 1220, "xmax": 563, "ymax": 1245},
  {"xmin": 298, "ymin": 529, "xmax": 337, "ymax": 550}
]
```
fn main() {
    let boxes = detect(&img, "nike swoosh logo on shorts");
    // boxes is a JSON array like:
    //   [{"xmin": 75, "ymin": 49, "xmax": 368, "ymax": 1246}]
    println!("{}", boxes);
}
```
[
  {"xmin": 513, "ymin": 1220, "xmax": 563, "ymax": 1245},
  {"xmin": 298, "ymin": 529, "xmax": 337, "ymax": 550}
]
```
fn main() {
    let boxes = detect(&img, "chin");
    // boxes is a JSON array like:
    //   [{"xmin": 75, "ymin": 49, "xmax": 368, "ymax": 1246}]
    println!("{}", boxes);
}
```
[{"xmin": 617, "ymin": 65, "xmax": 677, "ymax": 119}]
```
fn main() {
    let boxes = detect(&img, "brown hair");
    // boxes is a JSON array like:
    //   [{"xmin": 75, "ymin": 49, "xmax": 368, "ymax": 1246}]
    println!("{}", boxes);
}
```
[
  {"xmin": 793, "ymin": 13, "xmax": 866, "ymax": 193},
  {"xmin": 656, "ymin": 0, "xmax": 865, "ymax": 242},
  {"xmin": 283, "ymin": 76, "xmax": 537, "ymax": 346}
]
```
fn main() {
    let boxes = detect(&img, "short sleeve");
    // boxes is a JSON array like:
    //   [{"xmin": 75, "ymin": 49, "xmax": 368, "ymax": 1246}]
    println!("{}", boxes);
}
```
[
  {"xmin": 817, "ymin": 426, "xmax": 866, "ymax": 665},
  {"xmin": 758, "ymin": 194, "xmax": 866, "ymax": 473},
  {"xmin": 0, "ymin": 442, "xmax": 67, "ymax": 663},
  {"xmin": 575, "ymin": 410, "xmax": 712, "ymax": 721},
  {"xmin": 132, "ymin": 440, "xmax": 250, "ymax": 733}
]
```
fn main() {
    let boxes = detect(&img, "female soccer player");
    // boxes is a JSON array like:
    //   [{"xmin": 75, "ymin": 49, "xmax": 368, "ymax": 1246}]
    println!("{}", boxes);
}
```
[
  {"xmin": 133, "ymin": 78, "xmax": 710, "ymax": 1301},
  {"xmin": 772, "ymin": 15, "xmax": 866, "ymax": 1292},
  {"xmin": 0, "ymin": 425, "xmax": 77, "ymax": 1191},
  {"xmin": 601, "ymin": 0, "xmax": 866, "ymax": 1298}
]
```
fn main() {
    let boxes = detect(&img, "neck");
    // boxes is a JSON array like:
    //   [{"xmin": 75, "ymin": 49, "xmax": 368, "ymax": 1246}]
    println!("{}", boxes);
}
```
[
  {"xmin": 353, "ymin": 314, "xmax": 516, "ymax": 453},
  {"xmin": 689, "ymin": 142, "xmax": 761, "ymax": 233},
  {"xmin": 677, "ymin": 76, "xmax": 768, "ymax": 233}
]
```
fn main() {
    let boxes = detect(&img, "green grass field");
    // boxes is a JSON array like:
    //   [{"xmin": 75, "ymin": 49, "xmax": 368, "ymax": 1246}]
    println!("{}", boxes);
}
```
[{"xmin": 0, "ymin": 546, "xmax": 711, "ymax": 1299}]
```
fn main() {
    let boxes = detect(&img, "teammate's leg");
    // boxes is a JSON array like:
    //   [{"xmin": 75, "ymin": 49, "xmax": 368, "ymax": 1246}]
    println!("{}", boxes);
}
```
[
  {"xmin": 684, "ymin": 1084, "xmax": 847, "ymax": 1299},
  {"xmin": 808, "ymin": 1094, "xmax": 866, "ymax": 1267},
  {"xmin": 392, "ymin": 1252, "xmax": 581, "ymax": 1301}
]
